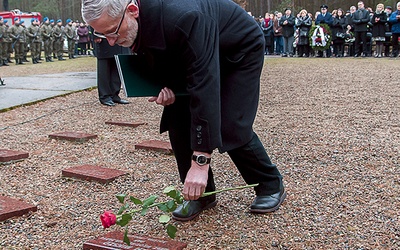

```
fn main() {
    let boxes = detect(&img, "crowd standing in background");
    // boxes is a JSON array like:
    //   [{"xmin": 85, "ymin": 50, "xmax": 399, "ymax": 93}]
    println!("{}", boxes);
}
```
[
  {"xmin": 0, "ymin": 15, "xmax": 93, "ymax": 66},
  {"xmin": 257, "ymin": 1, "xmax": 400, "ymax": 58}
]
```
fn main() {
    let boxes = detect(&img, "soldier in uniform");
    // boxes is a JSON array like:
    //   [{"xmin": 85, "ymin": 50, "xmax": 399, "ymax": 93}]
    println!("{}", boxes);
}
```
[
  {"xmin": 8, "ymin": 18, "xmax": 25, "ymax": 64},
  {"xmin": 52, "ymin": 19, "xmax": 66, "ymax": 60},
  {"xmin": 27, "ymin": 18, "xmax": 42, "ymax": 64},
  {"xmin": 50, "ymin": 20, "xmax": 57, "ymax": 59},
  {"xmin": 0, "ymin": 16, "xmax": 9, "ymax": 66},
  {"xmin": 3, "ymin": 20, "xmax": 13, "ymax": 63},
  {"xmin": 64, "ymin": 19, "xmax": 76, "ymax": 59},
  {"xmin": 40, "ymin": 17, "xmax": 54, "ymax": 62},
  {"xmin": 20, "ymin": 20, "xmax": 29, "ymax": 62}
]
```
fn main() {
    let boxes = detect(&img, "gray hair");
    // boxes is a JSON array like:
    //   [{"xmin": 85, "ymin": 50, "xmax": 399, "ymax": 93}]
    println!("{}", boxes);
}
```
[{"xmin": 81, "ymin": 0, "xmax": 127, "ymax": 23}]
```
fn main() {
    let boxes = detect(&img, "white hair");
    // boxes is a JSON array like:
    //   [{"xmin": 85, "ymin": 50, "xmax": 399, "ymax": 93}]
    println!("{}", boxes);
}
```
[{"xmin": 81, "ymin": 0, "xmax": 127, "ymax": 23}]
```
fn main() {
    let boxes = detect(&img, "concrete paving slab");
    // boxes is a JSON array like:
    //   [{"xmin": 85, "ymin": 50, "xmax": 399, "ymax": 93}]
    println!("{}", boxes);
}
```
[{"xmin": 0, "ymin": 72, "xmax": 96, "ymax": 111}]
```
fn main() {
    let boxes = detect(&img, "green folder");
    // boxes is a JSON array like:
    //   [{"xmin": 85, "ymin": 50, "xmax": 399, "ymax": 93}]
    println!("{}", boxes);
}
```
[{"xmin": 115, "ymin": 54, "xmax": 188, "ymax": 97}]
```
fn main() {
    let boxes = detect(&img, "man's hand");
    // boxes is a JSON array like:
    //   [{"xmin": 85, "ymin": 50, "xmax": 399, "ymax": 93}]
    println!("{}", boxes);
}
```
[
  {"xmin": 148, "ymin": 87, "xmax": 175, "ymax": 106},
  {"xmin": 182, "ymin": 151, "xmax": 211, "ymax": 200}
]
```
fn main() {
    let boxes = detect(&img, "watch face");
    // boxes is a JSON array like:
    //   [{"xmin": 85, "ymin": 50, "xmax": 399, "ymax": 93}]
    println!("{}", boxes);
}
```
[{"xmin": 197, "ymin": 155, "xmax": 207, "ymax": 164}]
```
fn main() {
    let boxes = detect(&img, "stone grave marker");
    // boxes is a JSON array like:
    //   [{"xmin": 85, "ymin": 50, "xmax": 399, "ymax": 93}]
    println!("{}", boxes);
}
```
[
  {"xmin": 105, "ymin": 121, "xmax": 146, "ymax": 128},
  {"xmin": 0, "ymin": 149, "xmax": 29, "ymax": 163},
  {"xmin": 62, "ymin": 165, "xmax": 127, "ymax": 184},
  {"xmin": 48, "ymin": 131, "xmax": 97, "ymax": 142},
  {"xmin": 83, "ymin": 231, "xmax": 187, "ymax": 250},
  {"xmin": 0, "ymin": 196, "xmax": 37, "ymax": 221},
  {"xmin": 135, "ymin": 140, "xmax": 173, "ymax": 154}
]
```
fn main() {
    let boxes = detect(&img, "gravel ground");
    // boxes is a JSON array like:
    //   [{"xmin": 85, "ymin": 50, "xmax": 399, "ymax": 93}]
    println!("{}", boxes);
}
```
[{"xmin": 0, "ymin": 56, "xmax": 399, "ymax": 249}]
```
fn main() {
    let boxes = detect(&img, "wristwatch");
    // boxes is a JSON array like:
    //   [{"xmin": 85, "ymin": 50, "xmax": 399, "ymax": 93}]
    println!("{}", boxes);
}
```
[{"xmin": 192, "ymin": 154, "xmax": 211, "ymax": 166}]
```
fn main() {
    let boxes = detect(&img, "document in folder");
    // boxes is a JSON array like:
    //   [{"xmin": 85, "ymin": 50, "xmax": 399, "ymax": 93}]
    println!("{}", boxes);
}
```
[{"xmin": 115, "ymin": 54, "xmax": 188, "ymax": 97}]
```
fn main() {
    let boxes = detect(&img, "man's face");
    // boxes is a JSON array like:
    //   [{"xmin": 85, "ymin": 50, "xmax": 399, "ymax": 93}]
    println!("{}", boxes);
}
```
[
  {"xmin": 385, "ymin": 8, "xmax": 392, "ymax": 14},
  {"xmin": 285, "ymin": 10, "xmax": 291, "ymax": 16},
  {"xmin": 350, "ymin": 6, "xmax": 357, "ymax": 13},
  {"xmin": 321, "ymin": 8, "xmax": 327, "ymax": 14},
  {"xmin": 89, "ymin": 3, "xmax": 139, "ymax": 47},
  {"xmin": 358, "ymin": 2, "xmax": 364, "ymax": 9}
]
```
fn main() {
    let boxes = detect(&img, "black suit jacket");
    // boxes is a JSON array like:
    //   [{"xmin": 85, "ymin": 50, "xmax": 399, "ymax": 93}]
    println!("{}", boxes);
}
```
[{"xmin": 133, "ymin": 0, "xmax": 264, "ymax": 152}]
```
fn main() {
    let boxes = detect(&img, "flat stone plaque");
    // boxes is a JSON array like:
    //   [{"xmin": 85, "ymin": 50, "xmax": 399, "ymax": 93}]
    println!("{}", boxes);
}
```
[
  {"xmin": 105, "ymin": 121, "xmax": 146, "ymax": 128},
  {"xmin": 0, "ymin": 196, "xmax": 37, "ymax": 221},
  {"xmin": 49, "ymin": 132, "xmax": 97, "ymax": 142},
  {"xmin": 0, "ymin": 149, "xmax": 29, "ymax": 163},
  {"xmin": 135, "ymin": 140, "xmax": 173, "ymax": 154},
  {"xmin": 83, "ymin": 231, "xmax": 187, "ymax": 250},
  {"xmin": 62, "ymin": 165, "xmax": 127, "ymax": 184}
]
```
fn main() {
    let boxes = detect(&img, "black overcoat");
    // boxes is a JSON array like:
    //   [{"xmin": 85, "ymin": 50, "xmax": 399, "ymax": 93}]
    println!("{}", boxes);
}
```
[{"xmin": 133, "ymin": 0, "xmax": 265, "ymax": 153}]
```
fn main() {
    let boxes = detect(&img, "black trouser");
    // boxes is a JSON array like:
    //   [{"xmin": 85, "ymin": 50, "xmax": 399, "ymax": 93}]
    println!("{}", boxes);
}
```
[
  {"xmin": 355, "ymin": 31, "xmax": 367, "ymax": 55},
  {"xmin": 97, "ymin": 57, "xmax": 122, "ymax": 102},
  {"xmin": 168, "ymin": 99, "xmax": 282, "ymax": 197},
  {"xmin": 392, "ymin": 33, "xmax": 399, "ymax": 56}
]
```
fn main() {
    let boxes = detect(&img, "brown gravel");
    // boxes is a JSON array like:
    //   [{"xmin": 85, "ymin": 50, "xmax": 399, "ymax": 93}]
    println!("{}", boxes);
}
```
[{"xmin": 0, "ymin": 56, "xmax": 399, "ymax": 249}]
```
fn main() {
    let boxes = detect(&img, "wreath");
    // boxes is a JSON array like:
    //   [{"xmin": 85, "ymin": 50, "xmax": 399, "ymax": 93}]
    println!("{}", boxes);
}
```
[{"xmin": 309, "ymin": 23, "xmax": 332, "ymax": 51}]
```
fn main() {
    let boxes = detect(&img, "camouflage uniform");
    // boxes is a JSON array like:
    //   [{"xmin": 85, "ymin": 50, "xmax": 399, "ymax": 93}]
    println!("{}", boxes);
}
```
[
  {"xmin": 0, "ymin": 18, "xmax": 9, "ymax": 66},
  {"xmin": 40, "ymin": 18, "xmax": 53, "ymax": 62},
  {"xmin": 64, "ymin": 19, "xmax": 75, "ymax": 59},
  {"xmin": 8, "ymin": 20, "xmax": 25, "ymax": 64},
  {"xmin": 26, "ymin": 20, "xmax": 42, "ymax": 64},
  {"xmin": 52, "ymin": 20, "xmax": 65, "ymax": 60}
]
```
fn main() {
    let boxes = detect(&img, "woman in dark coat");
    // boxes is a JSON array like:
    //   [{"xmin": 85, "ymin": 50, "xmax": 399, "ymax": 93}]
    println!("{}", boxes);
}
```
[
  {"xmin": 332, "ymin": 8, "xmax": 347, "ymax": 57},
  {"xmin": 261, "ymin": 13, "xmax": 274, "ymax": 55},
  {"xmin": 295, "ymin": 9, "xmax": 312, "ymax": 57},
  {"xmin": 372, "ymin": 3, "xmax": 388, "ymax": 57}
]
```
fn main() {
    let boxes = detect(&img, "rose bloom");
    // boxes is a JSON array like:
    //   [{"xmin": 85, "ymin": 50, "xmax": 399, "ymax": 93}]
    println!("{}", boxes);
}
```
[{"xmin": 100, "ymin": 211, "xmax": 117, "ymax": 228}]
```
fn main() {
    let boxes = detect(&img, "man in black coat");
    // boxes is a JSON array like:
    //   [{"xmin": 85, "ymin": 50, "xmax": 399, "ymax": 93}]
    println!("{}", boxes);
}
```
[
  {"xmin": 279, "ymin": 8, "xmax": 295, "ymax": 57},
  {"xmin": 315, "ymin": 5, "xmax": 334, "ymax": 57},
  {"xmin": 352, "ymin": 1, "xmax": 371, "ymax": 57},
  {"xmin": 91, "ymin": 26, "xmax": 130, "ymax": 106},
  {"xmin": 83, "ymin": 0, "xmax": 285, "ymax": 221}
]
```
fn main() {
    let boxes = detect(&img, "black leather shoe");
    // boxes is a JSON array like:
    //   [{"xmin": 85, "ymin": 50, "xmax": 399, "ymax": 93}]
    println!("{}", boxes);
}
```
[
  {"xmin": 172, "ymin": 196, "xmax": 217, "ymax": 221},
  {"xmin": 101, "ymin": 100, "xmax": 115, "ymax": 106},
  {"xmin": 113, "ymin": 99, "xmax": 130, "ymax": 104},
  {"xmin": 250, "ymin": 189, "xmax": 286, "ymax": 214}
]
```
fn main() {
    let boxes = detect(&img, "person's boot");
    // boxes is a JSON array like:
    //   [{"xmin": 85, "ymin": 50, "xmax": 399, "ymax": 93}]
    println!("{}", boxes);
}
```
[
  {"xmin": 19, "ymin": 58, "xmax": 24, "ymax": 64},
  {"xmin": 15, "ymin": 59, "xmax": 19, "ymax": 65},
  {"xmin": 23, "ymin": 56, "xmax": 29, "ymax": 62},
  {"xmin": 2, "ymin": 59, "xmax": 9, "ymax": 66},
  {"xmin": 36, "ymin": 57, "xmax": 41, "ymax": 63},
  {"xmin": 32, "ymin": 58, "xmax": 37, "ymax": 64},
  {"xmin": 7, "ymin": 58, "xmax": 13, "ymax": 63},
  {"xmin": 58, "ymin": 56, "xmax": 66, "ymax": 61}
]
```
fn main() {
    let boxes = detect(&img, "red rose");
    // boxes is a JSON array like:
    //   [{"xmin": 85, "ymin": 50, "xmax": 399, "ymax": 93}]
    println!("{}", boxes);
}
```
[{"xmin": 100, "ymin": 211, "xmax": 117, "ymax": 228}]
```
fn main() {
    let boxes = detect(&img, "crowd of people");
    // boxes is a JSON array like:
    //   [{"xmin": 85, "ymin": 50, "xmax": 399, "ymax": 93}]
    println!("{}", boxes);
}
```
[
  {"xmin": 257, "ymin": 1, "xmax": 400, "ymax": 58},
  {"xmin": 0, "ymin": 16, "xmax": 93, "ymax": 66}
]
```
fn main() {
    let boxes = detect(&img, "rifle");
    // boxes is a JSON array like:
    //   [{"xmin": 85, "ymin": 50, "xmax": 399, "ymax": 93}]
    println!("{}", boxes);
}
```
[{"xmin": 11, "ymin": 34, "xmax": 21, "ymax": 49}]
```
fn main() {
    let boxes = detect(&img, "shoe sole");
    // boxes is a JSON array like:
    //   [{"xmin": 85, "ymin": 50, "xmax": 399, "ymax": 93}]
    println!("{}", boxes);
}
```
[
  {"xmin": 172, "ymin": 200, "xmax": 217, "ymax": 222},
  {"xmin": 249, "ymin": 190, "xmax": 287, "ymax": 214}
]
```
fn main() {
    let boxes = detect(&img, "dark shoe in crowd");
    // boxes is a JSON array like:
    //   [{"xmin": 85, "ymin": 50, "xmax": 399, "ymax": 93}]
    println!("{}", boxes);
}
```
[
  {"xmin": 113, "ymin": 99, "xmax": 130, "ymax": 104},
  {"xmin": 281, "ymin": 54, "xmax": 287, "ymax": 57},
  {"xmin": 100, "ymin": 100, "xmax": 115, "ymax": 106},
  {"xmin": 172, "ymin": 196, "xmax": 217, "ymax": 221},
  {"xmin": 354, "ymin": 54, "xmax": 360, "ymax": 58},
  {"xmin": 249, "ymin": 188, "xmax": 286, "ymax": 214}
]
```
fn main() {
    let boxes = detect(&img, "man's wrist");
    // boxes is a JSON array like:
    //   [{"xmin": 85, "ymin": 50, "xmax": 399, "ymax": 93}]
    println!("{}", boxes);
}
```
[{"xmin": 192, "ymin": 151, "xmax": 212, "ymax": 166}]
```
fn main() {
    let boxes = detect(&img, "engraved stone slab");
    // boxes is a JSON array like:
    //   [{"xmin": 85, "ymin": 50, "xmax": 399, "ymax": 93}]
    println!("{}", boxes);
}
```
[
  {"xmin": 105, "ymin": 121, "xmax": 146, "ymax": 128},
  {"xmin": 135, "ymin": 140, "xmax": 173, "ymax": 154},
  {"xmin": 62, "ymin": 165, "xmax": 127, "ymax": 184},
  {"xmin": 83, "ymin": 231, "xmax": 187, "ymax": 250},
  {"xmin": 0, "ymin": 149, "xmax": 29, "ymax": 163},
  {"xmin": 49, "ymin": 132, "xmax": 97, "ymax": 142},
  {"xmin": 0, "ymin": 196, "xmax": 37, "ymax": 221}
]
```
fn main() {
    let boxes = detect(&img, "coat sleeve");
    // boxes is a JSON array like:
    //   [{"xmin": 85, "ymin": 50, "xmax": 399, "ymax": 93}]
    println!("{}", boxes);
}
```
[{"xmin": 173, "ymin": 11, "xmax": 222, "ymax": 151}]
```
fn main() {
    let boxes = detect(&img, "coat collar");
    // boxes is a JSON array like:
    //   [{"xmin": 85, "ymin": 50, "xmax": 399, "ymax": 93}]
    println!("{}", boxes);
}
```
[{"xmin": 135, "ymin": 0, "xmax": 167, "ymax": 51}]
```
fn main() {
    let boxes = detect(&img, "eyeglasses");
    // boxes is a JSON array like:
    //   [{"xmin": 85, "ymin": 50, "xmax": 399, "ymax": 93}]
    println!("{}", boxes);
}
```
[{"xmin": 94, "ymin": 0, "xmax": 133, "ymax": 39}]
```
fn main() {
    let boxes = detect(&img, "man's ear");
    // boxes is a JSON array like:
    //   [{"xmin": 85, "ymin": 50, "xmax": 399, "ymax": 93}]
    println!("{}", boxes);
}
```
[{"xmin": 127, "ymin": 3, "xmax": 139, "ymax": 18}]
